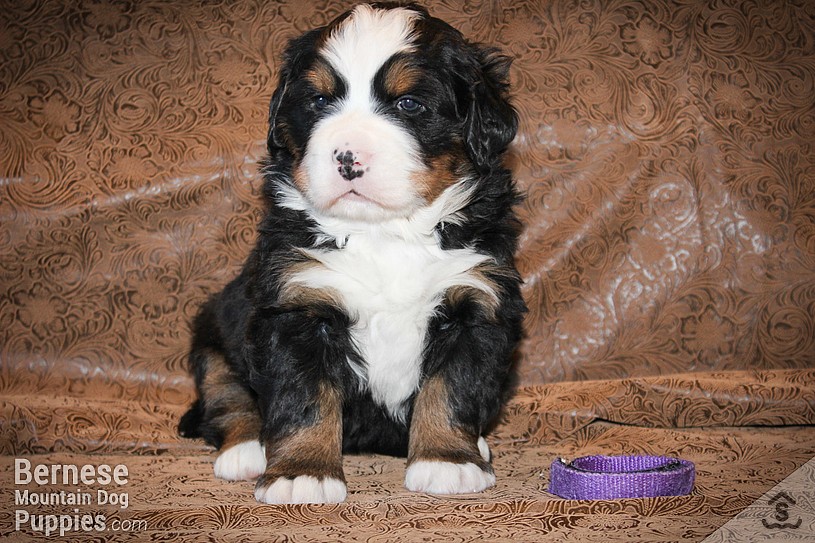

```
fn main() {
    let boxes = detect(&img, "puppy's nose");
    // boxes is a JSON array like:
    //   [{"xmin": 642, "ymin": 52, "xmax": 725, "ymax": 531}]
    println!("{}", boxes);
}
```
[{"xmin": 334, "ymin": 149, "xmax": 369, "ymax": 181}]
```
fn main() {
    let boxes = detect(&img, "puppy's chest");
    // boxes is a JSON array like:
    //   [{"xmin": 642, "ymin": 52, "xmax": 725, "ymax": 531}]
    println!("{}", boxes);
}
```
[
  {"xmin": 290, "ymin": 233, "xmax": 489, "ymax": 418},
  {"xmin": 309, "ymin": 236, "xmax": 450, "ymax": 311}
]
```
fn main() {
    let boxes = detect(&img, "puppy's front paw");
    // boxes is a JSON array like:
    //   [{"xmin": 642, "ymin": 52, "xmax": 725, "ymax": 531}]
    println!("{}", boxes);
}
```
[
  {"xmin": 405, "ymin": 461, "xmax": 495, "ymax": 495},
  {"xmin": 254, "ymin": 475, "xmax": 347, "ymax": 504},
  {"xmin": 214, "ymin": 440, "xmax": 267, "ymax": 481}
]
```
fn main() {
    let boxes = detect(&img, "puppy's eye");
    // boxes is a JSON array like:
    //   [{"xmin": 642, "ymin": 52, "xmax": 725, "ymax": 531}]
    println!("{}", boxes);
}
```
[
  {"xmin": 396, "ymin": 96, "xmax": 424, "ymax": 115},
  {"xmin": 312, "ymin": 95, "xmax": 330, "ymax": 110}
]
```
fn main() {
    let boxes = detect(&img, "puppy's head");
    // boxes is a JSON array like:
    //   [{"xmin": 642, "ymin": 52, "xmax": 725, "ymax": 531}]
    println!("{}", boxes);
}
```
[{"xmin": 267, "ymin": 3, "xmax": 517, "ymax": 222}]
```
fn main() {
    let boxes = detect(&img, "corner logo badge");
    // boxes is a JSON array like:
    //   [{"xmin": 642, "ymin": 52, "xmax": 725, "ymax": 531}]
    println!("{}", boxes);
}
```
[
  {"xmin": 702, "ymin": 456, "xmax": 814, "ymax": 542},
  {"xmin": 762, "ymin": 491, "xmax": 802, "ymax": 530}
]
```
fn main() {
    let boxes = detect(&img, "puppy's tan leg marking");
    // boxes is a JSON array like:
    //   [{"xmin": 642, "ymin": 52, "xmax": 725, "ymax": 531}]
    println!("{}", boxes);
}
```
[
  {"xmin": 254, "ymin": 383, "xmax": 346, "ymax": 504},
  {"xmin": 405, "ymin": 376, "xmax": 495, "ymax": 494},
  {"xmin": 200, "ymin": 351, "xmax": 266, "ymax": 481}
]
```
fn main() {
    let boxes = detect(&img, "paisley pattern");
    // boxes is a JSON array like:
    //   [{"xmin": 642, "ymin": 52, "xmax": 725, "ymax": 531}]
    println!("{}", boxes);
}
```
[
  {"xmin": 1, "ymin": 0, "xmax": 814, "ymax": 540},
  {"xmin": 2, "ymin": 0, "xmax": 814, "ymax": 393},
  {"xmin": 1, "ymin": 370, "xmax": 814, "ymax": 541}
]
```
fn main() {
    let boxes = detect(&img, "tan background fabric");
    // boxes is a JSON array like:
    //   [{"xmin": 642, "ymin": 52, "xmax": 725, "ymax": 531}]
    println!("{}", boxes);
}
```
[
  {"xmin": 1, "ymin": 370, "xmax": 813, "ymax": 541},
  {"xmin": 2, "ymin": 0, "xmax": 813, "ymax": 394},
  {"xmin": 1, "ymin": 0, "xmax": 814, "ymax": 541}
]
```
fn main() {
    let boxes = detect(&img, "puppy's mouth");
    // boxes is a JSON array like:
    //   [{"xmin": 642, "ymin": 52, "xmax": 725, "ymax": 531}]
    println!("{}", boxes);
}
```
[{"xmin": 332, "ymin": 189, "xmax": 387, "ymax": 208}]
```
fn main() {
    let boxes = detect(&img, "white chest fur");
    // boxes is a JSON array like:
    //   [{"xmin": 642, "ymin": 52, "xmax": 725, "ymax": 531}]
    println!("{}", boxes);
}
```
[
  {"xmin": 295, "ymin": 232, "xmax": 491, "ymax": 419},
  {"xmin": 277, "ymin": 182, "xmax": 496, "ymax": 420}
]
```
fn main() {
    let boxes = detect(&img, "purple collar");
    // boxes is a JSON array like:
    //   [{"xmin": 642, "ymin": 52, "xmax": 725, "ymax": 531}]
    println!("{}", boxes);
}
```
[{"xmin": 549, "ymin": 455, "xmax": 695, "ymax": 500}]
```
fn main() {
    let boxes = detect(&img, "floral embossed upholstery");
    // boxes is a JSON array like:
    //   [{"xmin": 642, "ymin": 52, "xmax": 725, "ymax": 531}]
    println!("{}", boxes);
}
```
[{"xmin": 1, "ymin": 0, "xmax": 813, "ymax": 541}]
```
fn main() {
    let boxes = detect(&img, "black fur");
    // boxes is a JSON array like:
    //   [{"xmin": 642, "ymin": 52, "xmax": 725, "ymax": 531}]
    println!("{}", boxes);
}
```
[{"xmin": 180, "ymin": 3, "xmax": 525, "ymax": 478}]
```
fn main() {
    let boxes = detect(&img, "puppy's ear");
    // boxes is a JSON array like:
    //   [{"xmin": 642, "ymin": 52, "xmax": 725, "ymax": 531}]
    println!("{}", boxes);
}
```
[
  {"xmin": 454, "ymin": 46, "xmax": 518, "ymax": 171},
  {"xmin": 266, "ymin": 74, "xmax": 289, "ymax": 153},
  {"xmin": 267, "ymin": 29, "xmax": 322, "ymax": 154}
]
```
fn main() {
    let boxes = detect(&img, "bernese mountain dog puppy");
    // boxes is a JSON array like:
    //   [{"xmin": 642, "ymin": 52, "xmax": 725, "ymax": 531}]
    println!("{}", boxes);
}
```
[{"xmin": 179, "ymin": 2, "xmax": 525, "ymax": 504}]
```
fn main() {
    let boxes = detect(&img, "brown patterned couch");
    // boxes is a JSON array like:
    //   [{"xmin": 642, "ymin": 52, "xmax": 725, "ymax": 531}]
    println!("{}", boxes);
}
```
[{"xmin": 2, "ymin": 0, "xmax": 813, "ymax": 540}]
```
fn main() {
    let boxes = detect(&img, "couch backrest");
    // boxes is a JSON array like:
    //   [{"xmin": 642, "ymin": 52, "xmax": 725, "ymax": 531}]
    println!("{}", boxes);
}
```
[{"xmin": 1, "ymin": 0, "xmax": 813, "ymax": 403}]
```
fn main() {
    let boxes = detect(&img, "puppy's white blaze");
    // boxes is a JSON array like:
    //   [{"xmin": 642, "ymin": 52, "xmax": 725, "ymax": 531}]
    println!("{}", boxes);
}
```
[
  {"xmin": 280, "ymin": 182, "xmax": 498, "ymax": 421},
  {"xmin": 323, "ymin": 4, "xmax": 418, "ymax": 108},
  {"xmin": 255, "ymin": 476, "xmax": 347, "ymax": 504},
  {"xmin": 405, "ymin": 461, "xmax": 496, "ymax": 495},
  {"xmin": 213, "ymin": 441, "xmax": 267, "ymax": 481}
]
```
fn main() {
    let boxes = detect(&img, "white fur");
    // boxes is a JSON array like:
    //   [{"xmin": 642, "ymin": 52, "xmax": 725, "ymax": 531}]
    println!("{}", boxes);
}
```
[
  {"xmin": 275, "ymin": 179, "xmax": 475, "ymax": 242},
  {"xmin": 405, "ymin": 461, "xmax": 496, "ymax": 495},
  {"xmin": 278, "ymin": 182, "xmax": 498, "ymax": 421},
  {"xmin": 322, "ymin": 4, "xmax": 419, "ymax": 111},
  {"xmin": 213, "ymin": 440, "xmax": 267, "ymax": 481},
  {"xmin": 302, "ymin": 5, "xmax": 424, "ymax": 221},
  {"xmin": 255, "ymin": 475, "xmax": 347, "ymax": 504},
  {"xmin": 302, "ymin": 104, "xmax": 424, "ymax": 221},
  {"xmin": 477, "ymin": 436, "xmax": 491, "ymax": 462}
]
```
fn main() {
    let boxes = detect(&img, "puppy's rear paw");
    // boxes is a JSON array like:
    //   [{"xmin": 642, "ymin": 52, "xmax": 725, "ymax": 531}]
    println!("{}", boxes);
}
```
[
  {"xmin": 477, "ymin": 436, "xmax": 491, "ymax": 462},
  {"xmin": 213, "ymin": 441, "xmax": 266, "ymax": 481},
  {"xmin": 405, "ymin": 461, "xmax": 495, "ymax": 495},
  {"xmin": 254, "ymin": 475, "xmax": 347, "ymax": 504}
]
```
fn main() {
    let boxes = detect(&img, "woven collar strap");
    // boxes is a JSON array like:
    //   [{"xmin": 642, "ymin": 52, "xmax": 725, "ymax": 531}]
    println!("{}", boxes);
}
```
[{"xmin": 549, "ymin": 455, "xmax": 695, "ymax": 500}]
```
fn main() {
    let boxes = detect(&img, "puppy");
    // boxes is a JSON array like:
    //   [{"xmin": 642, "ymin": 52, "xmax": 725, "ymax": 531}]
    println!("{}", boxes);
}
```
[{"xmin": 179, "ymin": 2, "xmax": 525, "ymax": 504}]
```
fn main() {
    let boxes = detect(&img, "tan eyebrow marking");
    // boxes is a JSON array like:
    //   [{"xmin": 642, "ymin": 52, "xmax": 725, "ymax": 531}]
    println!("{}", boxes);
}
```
[
  {"xmin": 306, "ymin": 61, "xmax": 336, "ymax": 95},
  {"xmin": 384, "ymin": 56, "xmax": 422, "ymax": 97}
]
